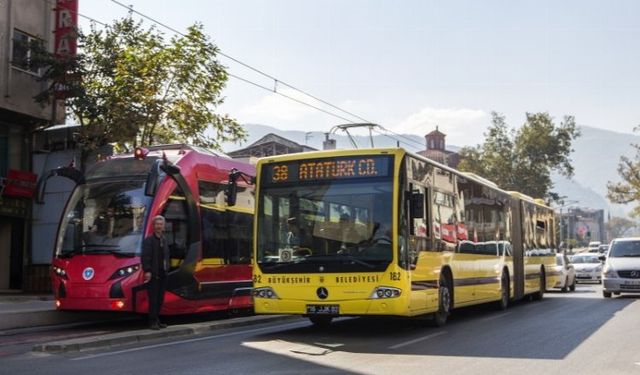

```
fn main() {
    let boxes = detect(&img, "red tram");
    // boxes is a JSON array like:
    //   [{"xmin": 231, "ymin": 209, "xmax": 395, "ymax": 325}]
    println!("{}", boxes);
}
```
[{"xmin": 43, "ymin": 145, "xmax": 255, "ymax": 314}]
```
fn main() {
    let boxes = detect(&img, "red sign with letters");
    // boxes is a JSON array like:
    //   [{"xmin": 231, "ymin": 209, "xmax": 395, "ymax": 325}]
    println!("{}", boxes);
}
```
[
  {"xmin": 2, "ymin": 170, "xmax": 38, "ymax": 198},
  {"xmin": 54, "ymin": 0, "xmax": 78, "ymax": 58}
]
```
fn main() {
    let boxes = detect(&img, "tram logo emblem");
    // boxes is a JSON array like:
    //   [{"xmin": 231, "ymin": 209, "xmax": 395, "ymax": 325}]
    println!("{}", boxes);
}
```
[
  {"xmin": 316, "ymin": 287, "xmax": 329, "ymax": 299},
  {"xmin": 82, "ymin": 267, "xmax": 95, "ymax": 281}
]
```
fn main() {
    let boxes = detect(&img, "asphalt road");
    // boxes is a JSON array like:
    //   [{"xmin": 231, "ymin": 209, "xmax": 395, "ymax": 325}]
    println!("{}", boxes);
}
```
[{"xmin": 1, "ymin": 284, "xmax": 639, "ymax": 375}]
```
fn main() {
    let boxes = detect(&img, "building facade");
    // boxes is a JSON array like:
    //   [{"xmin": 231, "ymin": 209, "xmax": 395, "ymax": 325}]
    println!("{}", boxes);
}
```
[
  {"xmin": 0, "ymin": 0, "xmax": 65, "ymax": 291},
  {"xmin": 227, "ymin": 133, "xmax": 316, "ymax": 159},
  {"xmin": 561, "ymin": 207, "xmax": 606, "ymax": 247},
  {"xmin": 417, "ymin": 126, "xmax": 460, "ymax": 168}
]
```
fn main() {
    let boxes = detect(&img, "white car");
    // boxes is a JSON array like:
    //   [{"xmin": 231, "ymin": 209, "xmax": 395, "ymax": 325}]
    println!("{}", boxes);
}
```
[
  {"xmin": 602, "ymin": 238, "xmax": 640, "ymax": 298},
  {"xmin": 570, "ymin": 253, "xmax": 603, "ymax": 284},
  {"xmin": 553, "ymin": 254, "xmax": 576, "ymax": 292}
]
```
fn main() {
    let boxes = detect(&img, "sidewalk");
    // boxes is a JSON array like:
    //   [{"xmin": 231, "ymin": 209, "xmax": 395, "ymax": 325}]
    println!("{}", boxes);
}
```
[{"xmin": 0, "ymin": 294, "xmax": 125, "ymax": 331}]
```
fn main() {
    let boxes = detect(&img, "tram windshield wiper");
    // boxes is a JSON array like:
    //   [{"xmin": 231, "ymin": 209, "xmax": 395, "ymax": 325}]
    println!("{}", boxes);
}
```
[
  {"xmin": 80, "ymin": 246, "xmax": 136, "ymax": 257},
  {"xmin": 58, "ymin": 249, "xmax": 81, "ymax": 258}
]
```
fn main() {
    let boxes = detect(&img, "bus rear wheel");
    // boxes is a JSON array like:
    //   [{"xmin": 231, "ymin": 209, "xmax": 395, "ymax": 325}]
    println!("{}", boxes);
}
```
[
  {"xmin": 495, "ymin": 271, "xmax": 509, "ymax": 310},
  {"xmin": 309, "ymin": 316, "xmax": 333, "ymax": 328},
  {"xmin": 431, "ymin": 274, "xmax": 452, "ymax": 327},
  {"xmin": 532, "ymin": 269, "xmax": 545, "ymax": 301}
]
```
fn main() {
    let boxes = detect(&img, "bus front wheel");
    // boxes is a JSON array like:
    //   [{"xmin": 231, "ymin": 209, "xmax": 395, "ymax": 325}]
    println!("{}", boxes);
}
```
[{"xmin": 431, "ymin": 274, "xmax": 452, "ymax": 327}]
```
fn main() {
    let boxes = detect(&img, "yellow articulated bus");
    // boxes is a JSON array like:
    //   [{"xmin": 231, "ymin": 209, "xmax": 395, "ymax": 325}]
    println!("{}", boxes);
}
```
[{"xmin": 248, "ymin": 148, "xmax": 559, "ymax": 326}]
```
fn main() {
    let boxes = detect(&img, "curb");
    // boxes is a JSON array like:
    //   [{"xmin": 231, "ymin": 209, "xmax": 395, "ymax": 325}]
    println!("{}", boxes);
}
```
[{"xmin": 33, "ymin": 314, "xmax": 300, "ymax": 354}]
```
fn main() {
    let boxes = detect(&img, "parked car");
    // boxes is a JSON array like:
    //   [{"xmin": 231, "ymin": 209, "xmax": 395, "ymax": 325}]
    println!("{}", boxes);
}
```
[
  {"xmin": 602, "ymin": 237, "xmax": 640, "ymax": 298},
  {"xmin": 553, "ymin": 253, "xmax": 576, "ymax": 292},
  {"xmin": 570, "ymin": 253, "xmax": 603, "ymax": 284}
]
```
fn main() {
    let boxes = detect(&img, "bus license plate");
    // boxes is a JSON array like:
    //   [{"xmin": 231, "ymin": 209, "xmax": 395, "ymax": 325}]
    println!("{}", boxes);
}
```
[{"xmin": 306, "ymin": 304, "xmax": 339, "ymax": 315}]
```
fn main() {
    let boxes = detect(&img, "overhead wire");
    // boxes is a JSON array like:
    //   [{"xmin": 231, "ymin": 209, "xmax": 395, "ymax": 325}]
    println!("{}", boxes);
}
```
[
  {"xmin": 43, "ymin": 0, "xmax": 430, "ymax": 151},
  {"xmin": 109, "ymin": 0, "xmax": 370, "ymax": 125}
]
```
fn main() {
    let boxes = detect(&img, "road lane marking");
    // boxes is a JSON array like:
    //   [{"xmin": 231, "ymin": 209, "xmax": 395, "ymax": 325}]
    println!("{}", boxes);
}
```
[
  {"xmin": 70, "ymin": 321, "xmax": 307, "ymax": 361},
  {"xmin": 480, "ymin": 312, "xmax": 512, "ymax": 322},
  {"xmin": 389, "ymin": 331, "xmax": 447, "ymax": 349}
]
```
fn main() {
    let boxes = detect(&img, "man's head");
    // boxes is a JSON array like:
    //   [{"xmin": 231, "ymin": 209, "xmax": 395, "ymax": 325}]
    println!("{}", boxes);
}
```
[
  {"xmin": 152, "ymin": 215, "xmax": 165, "ymax": 236},
  {"xmin": 287, "ymin": 217, "xmax": 298, "ymax": 232}
]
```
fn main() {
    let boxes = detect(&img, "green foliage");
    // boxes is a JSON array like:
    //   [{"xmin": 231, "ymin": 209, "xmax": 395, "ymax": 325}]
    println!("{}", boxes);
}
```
[
  {"xmin": 32, "ymin": 17, "xmax": 245, "ymax": 151},
  {"xmin": 458, "ymin": 111, "xmax": 580, "ymax": 201},
  {"xmin": 606, "ymin": 216, "xmax": 638, "ymax": 239},
  {"xmin": 607, "ymin": 128, "xmax": 640, "ymax": 216}
]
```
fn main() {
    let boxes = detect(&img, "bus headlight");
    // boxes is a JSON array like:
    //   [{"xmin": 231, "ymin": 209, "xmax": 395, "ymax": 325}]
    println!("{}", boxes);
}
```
[
  {"xmin": 252, "ymin": 287, "xmax": 279, "ymax": 299},
  {"xmin": 369, "ymin": 286, "xmax": 401, "ymax": 299},
  {"xmin": 109, "ymin": 264, "xmax": 141, "ymax": 280}
]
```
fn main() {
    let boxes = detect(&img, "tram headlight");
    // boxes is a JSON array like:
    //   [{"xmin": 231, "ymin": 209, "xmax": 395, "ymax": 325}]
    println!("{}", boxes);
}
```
[
  {"xmin": 252, "ymin": 287, "xmax": 279, "ymax": 299},
  {"xmin": 134, "ymin": 147, "xmax": 149, "ymax": 160},
  {"xmin": 52, "ymin": 266, "xmax": 68, "ymax": 280},
  {"xmin": 109, "ymin": 264, "xmax": 141, "ymax": 280},
  {"xmin": 369, "ymin": 286, "xmax": 401, "ymax": 299}
]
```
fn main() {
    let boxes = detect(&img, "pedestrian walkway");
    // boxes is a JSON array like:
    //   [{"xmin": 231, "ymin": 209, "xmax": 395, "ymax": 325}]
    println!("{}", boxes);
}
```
[{"xmin": 0, "ymin": 293, "xmax": 119, "ymax": 331}]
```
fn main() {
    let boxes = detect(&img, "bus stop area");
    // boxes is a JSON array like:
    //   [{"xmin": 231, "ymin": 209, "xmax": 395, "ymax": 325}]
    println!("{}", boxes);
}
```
[{"xmin": 0, "ymin": 293, "xmax": 295, "ymax": 354}]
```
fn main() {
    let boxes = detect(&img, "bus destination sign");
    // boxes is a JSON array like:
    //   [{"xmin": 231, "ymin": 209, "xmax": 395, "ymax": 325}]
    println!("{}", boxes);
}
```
[{"xmin": 263, "ymin": 155, "xmax": 391, "ymax": 184}]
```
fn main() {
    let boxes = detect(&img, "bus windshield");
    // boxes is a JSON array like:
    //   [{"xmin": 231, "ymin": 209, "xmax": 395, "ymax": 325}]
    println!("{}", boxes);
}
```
[
  {"xmin": 257, "ymin": 178, "xmax": 394, "ymax": 273},
  {"xmin": 56, "ymin": 180, "xmax": 153, "ymax": 257}
]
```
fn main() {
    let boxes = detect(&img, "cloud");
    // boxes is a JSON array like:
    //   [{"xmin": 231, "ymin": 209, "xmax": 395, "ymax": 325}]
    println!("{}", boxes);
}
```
[
  {"xmin": 393, "ymin": 107, "xmax": 489, "ymax": 147},
  {"xmin": 237, "ymin": 88, "xmax": 319, "ymax": 124}
]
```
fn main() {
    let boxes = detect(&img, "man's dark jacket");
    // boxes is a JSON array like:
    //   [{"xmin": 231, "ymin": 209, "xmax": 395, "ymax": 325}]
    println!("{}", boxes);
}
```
[{"xmin": 141, "ymin": 234, "xmax": 170, "ymax": 275}]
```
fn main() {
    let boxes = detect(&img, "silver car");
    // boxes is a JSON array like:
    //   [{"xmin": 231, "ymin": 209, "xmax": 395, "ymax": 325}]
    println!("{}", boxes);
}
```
[
  {"xmin": 570, "ymin": 254, "xmax": 602, "ymax": 284},
  {"xmin": 602, "ymin": 238, "xmax": 640, "ymax": 298}
]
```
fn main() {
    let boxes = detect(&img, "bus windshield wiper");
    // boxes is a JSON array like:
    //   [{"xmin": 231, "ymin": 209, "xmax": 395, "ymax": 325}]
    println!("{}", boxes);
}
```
[{"xmin": 306, "ymin": 254, "xmax": 376, "ymax": 269}]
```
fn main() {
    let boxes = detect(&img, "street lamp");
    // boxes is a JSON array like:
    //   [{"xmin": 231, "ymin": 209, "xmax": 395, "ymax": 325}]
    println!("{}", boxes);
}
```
[{"xmin": 556, "ymin": 199, "xmax": 579, "ymax": 253}]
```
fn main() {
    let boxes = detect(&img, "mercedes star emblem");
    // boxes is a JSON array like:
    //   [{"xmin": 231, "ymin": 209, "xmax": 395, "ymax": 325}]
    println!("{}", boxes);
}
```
[{"xmin": 316, "ymin": 287, "xmax": 329, "ymax": 299}]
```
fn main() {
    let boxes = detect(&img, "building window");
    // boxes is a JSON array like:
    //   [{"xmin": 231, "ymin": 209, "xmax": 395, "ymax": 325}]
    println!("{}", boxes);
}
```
[{"xmin": 11, "ymin": 29, "xmax": 43, "ymax": 74}]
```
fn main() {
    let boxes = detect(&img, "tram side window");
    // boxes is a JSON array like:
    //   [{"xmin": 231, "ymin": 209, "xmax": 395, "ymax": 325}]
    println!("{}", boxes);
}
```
[
  {"xmin": 201, "ymin": 207, "xmax": 227, "ymax": 259},
  {"xmin": 162, "ymin": 188, "xmax": 188, "ymax": 260},
  {"xmin": 227, "ymin": 211, "xmax": 253, "ymax": 264},
  {"xmin": 198, "ymin": 181, "xmax": 226, "ymax": 205}
]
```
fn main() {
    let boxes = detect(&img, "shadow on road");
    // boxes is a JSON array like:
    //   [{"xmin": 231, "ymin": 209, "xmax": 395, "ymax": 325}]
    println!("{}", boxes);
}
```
[{"xmin": 247, "ymin": 289, "xmax": 638, "ymax": 361}]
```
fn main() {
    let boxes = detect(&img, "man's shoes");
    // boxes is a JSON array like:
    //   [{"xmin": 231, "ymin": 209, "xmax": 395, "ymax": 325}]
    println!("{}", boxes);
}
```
[
  {"xmin": 158, "ymin": 323, "xmax": 168, "ymax": 329},
  {"xmin": 149, "ymin": 324, "xmax": 160, "ymax": 330}
]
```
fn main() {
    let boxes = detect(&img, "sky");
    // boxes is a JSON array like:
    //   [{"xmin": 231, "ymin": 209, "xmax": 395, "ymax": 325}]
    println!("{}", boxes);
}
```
[{"xmin": 78, "ymin": 0, "xmax": 640, "ymax": 148}]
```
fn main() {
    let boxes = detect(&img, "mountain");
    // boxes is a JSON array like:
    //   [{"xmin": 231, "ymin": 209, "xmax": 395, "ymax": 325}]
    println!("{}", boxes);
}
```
[
  {"xmin": 222, "ymin": 124, "xmax": 637, "ymax": 217},
  {"xmin": 551, "ymin": 126, "xmax": 639, "ymax": 217}
]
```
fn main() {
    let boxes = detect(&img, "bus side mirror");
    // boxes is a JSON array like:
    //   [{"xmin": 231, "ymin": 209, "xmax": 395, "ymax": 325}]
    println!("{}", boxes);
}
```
[
  {"xmin": 409, "ymin": 192, "xmax": 424, "ymax": 219},
  {"xmin": 226, "ymin": 180, "xmax": 238, "ymax": 206},
  {"xmin": 226, "ymin": 169, "xmax": 255, "ymax": 207}
]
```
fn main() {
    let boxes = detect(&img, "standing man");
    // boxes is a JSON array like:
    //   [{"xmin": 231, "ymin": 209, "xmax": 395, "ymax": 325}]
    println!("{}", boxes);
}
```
[{"xmin": 142, "ymin": 215, "xmax": 170, "ymax": 330}]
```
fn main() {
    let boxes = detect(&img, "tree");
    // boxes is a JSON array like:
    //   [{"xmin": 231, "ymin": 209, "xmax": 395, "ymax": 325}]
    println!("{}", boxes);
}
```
[
  {"xmin": 32, "ymin": 17, "xmax": 245, "ymax": 153},
  {"xmin": 606, "ymin": 216, "xmax": 638, "ymax": 239},
  {"xmin": 458, "ymin": 112, "xmax": 580, "ymax": 201},
  {"xmin": 607, "ymin": 127, "xmax": 640, "ymax": 216}
]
